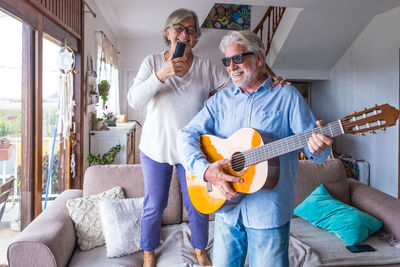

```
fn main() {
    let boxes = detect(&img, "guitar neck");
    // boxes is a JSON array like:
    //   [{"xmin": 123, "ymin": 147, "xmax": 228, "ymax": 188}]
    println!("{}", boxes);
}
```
[{"xmin": 243, "ymin": 120, "xmax": 344, "ymax": 167}]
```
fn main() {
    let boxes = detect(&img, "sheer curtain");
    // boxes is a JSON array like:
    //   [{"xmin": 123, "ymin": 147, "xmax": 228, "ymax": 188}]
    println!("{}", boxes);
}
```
[{"xmin": 95, "ymin": 32, "xmax": 120, "ymax": 117}]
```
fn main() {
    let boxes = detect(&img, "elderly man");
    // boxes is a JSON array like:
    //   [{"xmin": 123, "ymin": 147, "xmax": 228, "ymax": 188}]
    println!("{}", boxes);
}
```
[{"xmin": 177, "ymin": 30, "xmax": 333, "ymax": 267}]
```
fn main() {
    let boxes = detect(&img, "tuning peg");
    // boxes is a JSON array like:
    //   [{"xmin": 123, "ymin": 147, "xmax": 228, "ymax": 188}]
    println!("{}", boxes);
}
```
[
  {"xmin": 380, "ymin": 127, "xmax": 386, "ymax": 132},
  {"xmin": 368, "ymin": 130, "xmax": 376, "ymax": 134},
  {"xmin": 357, "ymin": 133, "xmax": 366, "ymax": 136}
]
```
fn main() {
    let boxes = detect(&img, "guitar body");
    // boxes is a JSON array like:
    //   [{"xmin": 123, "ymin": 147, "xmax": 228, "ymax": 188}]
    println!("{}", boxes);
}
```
[{"xmin": 186, "ymin": 128, "xmax": 280, "ymax": 214}]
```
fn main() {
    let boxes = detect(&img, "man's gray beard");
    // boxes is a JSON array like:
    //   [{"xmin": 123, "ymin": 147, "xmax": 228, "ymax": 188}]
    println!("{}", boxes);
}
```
[{"xmin": 232, "ymin": 66, "xmax": 258, "ymax": 89}]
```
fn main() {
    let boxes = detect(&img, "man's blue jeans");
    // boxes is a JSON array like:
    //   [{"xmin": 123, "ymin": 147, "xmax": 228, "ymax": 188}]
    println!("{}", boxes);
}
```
[{"xmin": 212, "ymin": 213, "xmax": 290, "ymax": 267}]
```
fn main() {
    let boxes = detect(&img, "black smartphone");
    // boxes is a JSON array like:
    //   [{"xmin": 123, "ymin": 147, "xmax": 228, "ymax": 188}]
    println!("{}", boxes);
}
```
[
  {"xmin": 346, "ymin": 244, "xmax": 376, "ymax": 253},
  {"xmin": 172, "ymin": 42, "xmax": 186, "ymax": 59}
]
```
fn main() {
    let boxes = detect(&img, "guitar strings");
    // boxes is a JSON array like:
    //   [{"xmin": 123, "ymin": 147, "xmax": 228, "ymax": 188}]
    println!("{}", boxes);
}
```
[
  {"xmin": 229, "ymin": 117, "xmax": 382, "ymax": 170},
  {"xmin": 231, "ymin": 126, "xmax": 335, "ymax": 169},
  {"xmin": 230, "ymin": 120, "xmax": 342, "ymax": 170}
]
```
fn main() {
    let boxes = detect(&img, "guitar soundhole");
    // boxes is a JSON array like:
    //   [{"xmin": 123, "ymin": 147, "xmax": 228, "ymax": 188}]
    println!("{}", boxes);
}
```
[{"xmin": 231, "ymin": 152, "xmax": 245, "ymax": 172}]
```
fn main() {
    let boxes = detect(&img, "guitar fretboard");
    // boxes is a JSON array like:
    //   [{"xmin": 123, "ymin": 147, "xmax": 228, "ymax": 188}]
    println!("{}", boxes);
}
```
[{"xmin": 243, "ymin": 120, "xmax": 344, "ymax": 167}]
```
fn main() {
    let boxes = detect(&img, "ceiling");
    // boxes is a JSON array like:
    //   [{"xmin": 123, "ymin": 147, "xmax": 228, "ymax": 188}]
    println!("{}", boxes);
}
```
[
  {"xmin": 270, "ymin": 0, "xmax": 400, "ymax": 74},
  {"xmin": 91, "ymin": 0, "xmax": 400, "ymax": 78},
  {"xmin": 92, "ymin": 0, "xmax": 400, "ymax": 40}
]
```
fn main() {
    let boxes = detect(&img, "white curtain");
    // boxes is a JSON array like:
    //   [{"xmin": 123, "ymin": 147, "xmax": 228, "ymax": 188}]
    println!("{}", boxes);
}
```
[
  {"xmin": 95, "ymin": 32, "xmax": 120, "ymax": 117},
  {"xmin": 108, "ymin": 66, "xmax": 120, "ymax": 115}
]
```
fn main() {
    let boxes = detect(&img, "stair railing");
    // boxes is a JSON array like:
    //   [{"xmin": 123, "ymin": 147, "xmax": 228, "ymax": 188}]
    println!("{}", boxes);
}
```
[{"xmin": 253, "ymin": 6, "xmax": 286, "ymax": 77}]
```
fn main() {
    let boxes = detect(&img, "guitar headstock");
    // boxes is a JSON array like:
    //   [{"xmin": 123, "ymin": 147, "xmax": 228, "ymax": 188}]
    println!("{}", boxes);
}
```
[{"xmin": 341, "ymin": 104, "xmax": 399, "ymax": 135}]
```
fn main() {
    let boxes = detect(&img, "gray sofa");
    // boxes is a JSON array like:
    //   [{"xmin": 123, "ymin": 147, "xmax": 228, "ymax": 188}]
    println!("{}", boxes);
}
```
[{"xmin": 7, "ymin": 159, "xmax": 400, "ymax": 267}]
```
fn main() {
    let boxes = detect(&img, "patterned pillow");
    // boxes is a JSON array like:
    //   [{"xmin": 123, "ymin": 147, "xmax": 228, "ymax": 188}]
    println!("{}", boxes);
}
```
[
  {"xmin": 66, "ymin": 186, "xmax": 125, "ymax": 250},
  {"xmin": 99, "ymin": 197, "xmax": 144, "ymax": 257}
]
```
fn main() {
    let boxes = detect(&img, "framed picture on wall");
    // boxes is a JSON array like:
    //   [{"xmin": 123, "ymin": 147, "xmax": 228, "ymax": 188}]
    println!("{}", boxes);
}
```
[
  {"xmin": 292, "ymin": 82, "xmax": 311, "ymax": 106},
  {"xmin": 201, "ymin": 3, "xmax": 251, "ymax": 31}
]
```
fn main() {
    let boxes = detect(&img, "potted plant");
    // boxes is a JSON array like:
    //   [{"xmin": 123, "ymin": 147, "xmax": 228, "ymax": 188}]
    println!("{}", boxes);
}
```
[
  {"xmin": 0, "ymin": 138, "xmax": 14, "ymax": 161},
  {"xmin": 89, "ymin": 90, "xmax": 99, "ymax": 104},
  {"xmin": 98, "ymin": 80, "xmax": 110, "ymax": 106},
  {"xmin": 103, "ymin": 111, "xmax": 117, "ymax": 127},
  {"xmin": 87, "ymin": 144, "xmax": 122, "ymax": 166},
  {"xmin": 91, "ymin": 117, "xmax": 107, "ymax": 130}
]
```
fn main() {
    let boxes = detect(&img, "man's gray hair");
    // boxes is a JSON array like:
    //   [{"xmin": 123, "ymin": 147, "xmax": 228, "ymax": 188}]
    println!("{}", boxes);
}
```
[
  {"xmin": 163, "ymin": 8, "xmax": 201, "ymax": 47},
  {"xmin": 220, "ymin": 30, "xmax": 265, "ymax": 68}
]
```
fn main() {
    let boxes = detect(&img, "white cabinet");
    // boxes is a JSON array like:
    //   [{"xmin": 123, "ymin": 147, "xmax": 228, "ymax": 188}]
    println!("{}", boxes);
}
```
[{"xmin": 90, "ymin": 123, "xmax": 136, "ymax": 164}]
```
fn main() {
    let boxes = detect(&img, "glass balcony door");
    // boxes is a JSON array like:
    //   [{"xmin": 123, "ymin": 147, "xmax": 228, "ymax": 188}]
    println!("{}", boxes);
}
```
[{"xmin": 0, "ymin": 9, "xmax": 24, "ymax": 232}]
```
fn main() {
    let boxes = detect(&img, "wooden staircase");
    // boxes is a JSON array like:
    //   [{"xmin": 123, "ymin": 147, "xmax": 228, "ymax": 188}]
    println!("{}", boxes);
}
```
[{"xmin": 253, "ymin": 6, "xmax": 286, "ymax": 77}]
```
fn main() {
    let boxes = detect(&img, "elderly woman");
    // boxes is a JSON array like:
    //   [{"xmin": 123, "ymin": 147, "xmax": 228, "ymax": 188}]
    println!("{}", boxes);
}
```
[
  {"xmin": 128, "ymin": 8, "xmax": 228, "ymax": 266},
  {"xmin": 128, "ymin": 8, "xmax": 282, "ymax": 267}
]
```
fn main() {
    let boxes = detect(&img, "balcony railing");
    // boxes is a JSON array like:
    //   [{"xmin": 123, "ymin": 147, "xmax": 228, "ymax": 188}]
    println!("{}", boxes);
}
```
[{"xmin": 0, "ymin": 136, "xmax": 60, "ymax": 201}]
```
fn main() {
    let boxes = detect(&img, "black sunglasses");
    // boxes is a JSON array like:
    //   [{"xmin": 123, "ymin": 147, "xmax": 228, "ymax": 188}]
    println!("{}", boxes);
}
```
[{"xmin": 221, "ymin": 52, "xmax": 256, "ymax": 67}]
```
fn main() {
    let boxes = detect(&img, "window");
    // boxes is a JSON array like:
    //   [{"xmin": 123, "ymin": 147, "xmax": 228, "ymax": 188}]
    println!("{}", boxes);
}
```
[
  {"xmin": 96, "ymin": 33, "xmax": 120, "ymax": 117},
  {"xmin": 42, "ymin": 36, "xmax": 63, "ymax": 205},
  {"xmin": 0, "ymin": 9, "xmax": 23, "ymax": 233},
  {"xmin": 0, "ymin": 0, "xmax": 84, "ymax": 230}
]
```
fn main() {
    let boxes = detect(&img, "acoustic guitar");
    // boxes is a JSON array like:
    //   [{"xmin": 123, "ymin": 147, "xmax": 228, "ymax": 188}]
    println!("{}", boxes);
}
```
[{"xmin": 186, "ymin": 104, "xmax": 399, "ymax": 214}]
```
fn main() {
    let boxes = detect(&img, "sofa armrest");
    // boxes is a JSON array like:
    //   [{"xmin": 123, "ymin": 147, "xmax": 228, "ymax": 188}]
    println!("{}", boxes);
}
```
[
  {"xmin": 8, "ymin": 189, "xmax": 82, "ymax": 267},
  {"xmin": 348, "ymin": 179, "xmax": 400, "ymax": 239}
]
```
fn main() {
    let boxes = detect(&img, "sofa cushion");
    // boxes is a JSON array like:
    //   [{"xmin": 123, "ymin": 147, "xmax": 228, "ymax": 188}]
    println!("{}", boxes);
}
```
[
  {"xmin": 99, "ymin": 197, "xmax": 144, "ymax": 258},
  {"xmin": 83, "ymin": 164, "xmax": 182, "ymax": 225},
  {"xmin": 296, "ymin": 159, "xmax": 349, "ymax": 207},
  {"xmin": 290, "ymin": 217, "xmax": 400, "ymax": 267},
  {"xmin": 294, "ymin": 184, "xmax": 382, "ymax": 245},
  {"xmin": 66, "ymin": 186, "xmax": 125, "ymax": 250},
  {"xmin": 68, "ymin": 245, "xmax": 143, "ymax": 267},
  {"xmin": 68, "ymin": 222, "xmax": 214, "ymax": 267}
]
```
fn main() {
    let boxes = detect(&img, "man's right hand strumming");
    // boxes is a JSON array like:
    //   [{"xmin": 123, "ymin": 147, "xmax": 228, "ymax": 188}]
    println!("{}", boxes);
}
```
[{"xmin": 204, "ymin": 158, "xmax": 243, "ymax": 200}]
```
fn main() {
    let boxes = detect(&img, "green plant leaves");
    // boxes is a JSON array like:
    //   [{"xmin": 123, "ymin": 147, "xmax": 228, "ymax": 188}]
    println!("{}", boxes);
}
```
[
  {"xmin": 98, "ymin": 80, "xmax": 110, "ymax": 103},
  {"xmin": 87, "ymin": 144, "xmax": 122, "ymax": 166}
]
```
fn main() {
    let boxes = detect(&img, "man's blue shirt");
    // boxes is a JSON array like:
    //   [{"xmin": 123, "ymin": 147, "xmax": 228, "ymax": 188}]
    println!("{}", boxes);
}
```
[{"xmin": 177, "ymin": 77, "xmax": 330, "ymax": 229}]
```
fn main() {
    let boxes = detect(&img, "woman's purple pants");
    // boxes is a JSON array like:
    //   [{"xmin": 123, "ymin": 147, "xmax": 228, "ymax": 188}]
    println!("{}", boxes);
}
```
[{"xmin": 139, "ymin": 152, "xmax": 209, "ymax": 251}]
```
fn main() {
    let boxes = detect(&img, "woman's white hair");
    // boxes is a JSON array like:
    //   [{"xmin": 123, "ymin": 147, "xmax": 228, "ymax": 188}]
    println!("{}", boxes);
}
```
[
  {"xmin": 162, "ymin": 8, "xmax": 201, "ymax": 47},
  {"xmin": 220, "ymin": 30, "xmax": 265, "ymax": 68}
]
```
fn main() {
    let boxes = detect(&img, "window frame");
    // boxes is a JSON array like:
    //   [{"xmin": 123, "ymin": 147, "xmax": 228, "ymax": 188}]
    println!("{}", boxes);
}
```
[{"xmin": 0, "ymin": 0, "xmax": 84, "ymax": 228}]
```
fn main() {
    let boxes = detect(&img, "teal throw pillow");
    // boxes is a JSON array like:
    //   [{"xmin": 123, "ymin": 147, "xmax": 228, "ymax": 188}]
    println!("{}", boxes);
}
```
[{"xmin": 294, "ymin": 184, "xmax": 382, "ymax": 245}]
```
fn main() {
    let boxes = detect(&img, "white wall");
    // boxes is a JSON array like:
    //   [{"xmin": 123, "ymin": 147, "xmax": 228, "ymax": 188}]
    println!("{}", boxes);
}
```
[
  {"xmin": 311, "ymin": 7, "xmax": 400, "ymax": 197},
  {"xmin": 266, "ymin": 7, "xmax": 302, "ymax": 68},
  {"xmin": 83, "ymin": 0, "xmax": 118, "ymax": 171}
]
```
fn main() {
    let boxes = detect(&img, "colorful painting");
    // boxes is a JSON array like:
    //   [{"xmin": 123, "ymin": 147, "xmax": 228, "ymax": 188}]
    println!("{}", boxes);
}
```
[{"xmin": 201, "ymin": 3, "xmax": 251, "ymax": 31}]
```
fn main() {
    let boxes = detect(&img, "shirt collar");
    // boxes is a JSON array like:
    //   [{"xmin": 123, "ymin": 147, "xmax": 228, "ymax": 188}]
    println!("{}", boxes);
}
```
[{"xmin": 232, "ymin": 75, "xmax": 273, "ymax": 95}]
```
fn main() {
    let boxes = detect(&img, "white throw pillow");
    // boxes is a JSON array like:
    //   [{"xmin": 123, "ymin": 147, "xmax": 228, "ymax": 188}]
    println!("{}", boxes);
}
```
[
  {"xmin": 99, "ymin": 197, "xmax": 144, "ymax": 258},
  {"xmin": 66, "ymin": 186, "xmax": 125, "ymax": 250}
]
